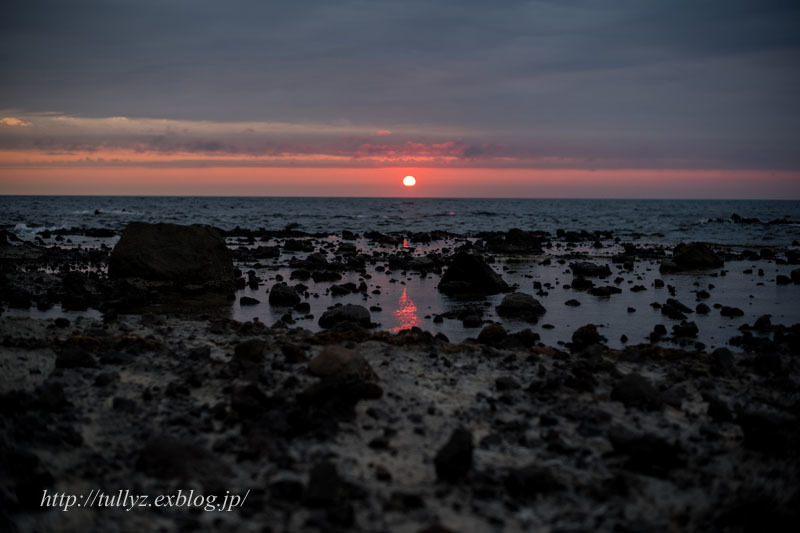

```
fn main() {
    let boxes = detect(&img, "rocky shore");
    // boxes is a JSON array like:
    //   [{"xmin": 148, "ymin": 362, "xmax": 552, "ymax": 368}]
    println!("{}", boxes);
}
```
[{"xmin": 1, "ymin": 223, "xmax": 799, "ymax": 532}]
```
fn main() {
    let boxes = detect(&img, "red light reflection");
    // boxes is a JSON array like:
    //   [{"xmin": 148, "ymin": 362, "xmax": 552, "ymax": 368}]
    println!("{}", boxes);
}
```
[{"xmin": 391, "ymin": 287, "xmax": 420, "ymax": 332}]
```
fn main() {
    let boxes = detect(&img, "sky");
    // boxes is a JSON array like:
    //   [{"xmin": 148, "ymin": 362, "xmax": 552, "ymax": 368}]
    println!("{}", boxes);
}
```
[{"xmin": 1, "ymin": 0, "xmax": 799, "ymax": 198}]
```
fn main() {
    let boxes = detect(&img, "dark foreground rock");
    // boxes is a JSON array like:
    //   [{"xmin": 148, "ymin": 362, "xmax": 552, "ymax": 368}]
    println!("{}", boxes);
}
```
[
  {"xmin": 438, "ymin": 252, "xmax": 510, "ymax": 295},
  {"xmin": 108, "ymin": 222, "xmax": 234, "ymax": 290}
]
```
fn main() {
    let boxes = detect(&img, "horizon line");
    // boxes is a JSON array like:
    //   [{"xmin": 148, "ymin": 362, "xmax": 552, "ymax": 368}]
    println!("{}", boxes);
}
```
[{"xmin": 1, "ymin": 193, "xmax": 798, "ymax": 201}]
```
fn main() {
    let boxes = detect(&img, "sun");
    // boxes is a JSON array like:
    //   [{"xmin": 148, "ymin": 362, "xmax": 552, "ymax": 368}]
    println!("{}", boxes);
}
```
[{"xmin": 403, "ymin": 175, "xmax": 416, "ymax": 187}]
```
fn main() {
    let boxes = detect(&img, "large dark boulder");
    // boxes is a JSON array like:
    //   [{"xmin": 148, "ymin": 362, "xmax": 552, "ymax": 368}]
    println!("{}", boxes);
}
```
[
  {"xmin": 660, "ymin": 242, "xmax": 723, "ymax": 273},
  {"xmin": 495, "ymin": 292, "xmax": 546, "ymax": 323},
  {"xmin": 318, "ymin": 304, "xmax": 373, "ymax": 329},
  {"xmin": 438, "ymin": 252, "xmax": 510, "ymax": 296},
  {"xmin": 109, "ymin": 222, "xmax": 234, "ymax": 289}
]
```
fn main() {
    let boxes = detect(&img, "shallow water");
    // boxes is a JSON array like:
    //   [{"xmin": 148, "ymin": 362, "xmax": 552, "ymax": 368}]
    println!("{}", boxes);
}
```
[
  {"xmin": 3, "ymin": 196, "xmax": 799, "ymax": 349},
  {"xmin": 231, "ymin": 243, "xmax": 800, "ymax": 349}
]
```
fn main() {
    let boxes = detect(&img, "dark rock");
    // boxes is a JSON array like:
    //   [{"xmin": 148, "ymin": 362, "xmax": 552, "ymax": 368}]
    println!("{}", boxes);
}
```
[
  {"xmin": 308, "ymin": 346, "xmax": 375, "ymax": 379},
  {"xmin": 565, "ymin": 299, "xmax": 581, "ymax": 307},
  {"xmin": 239, "ymin": 296, "xmax": 260, "ymax": 306},
  {"xmin": 666, "ymin": 298, "xmax": 693, "ymax": 313},
  {"xmin": 56, "ymin": 347, "xmax": 97, "ymax": 369},
  {"xmin": 108, "ymin": 222, "xmax": 234, "ymax": 289},
  {"xmin": 753, "ymin": 352, "xmax": 782, "ymax": 377},
  {"xmin": 588, "ymin": 285, "xmax": 622, "ymax": 297},
  {"xmin": 230, "ymin": 384, "xmax": 270, "ymax": 417},
  {"xmin": 608, "ymin": 428, "xmax": 681, "ymax": 475},
  {"xmin": 269, "ymin": 282, "xmax": 301, "ymax": 306},
  {"xmin": 720, "ymin": 306, "xmax": 744, "ymax": 318},
  {"xmin": 571, "ymin": 278, "xmax": 594, "ymax": 291},
  {"xmin": 505, "ymin": 464, "xmax": 562, "ymax": 499},
  {"xmin": 792, "ymin": 268, "xmax": 800, "ymax": 284},
  {"xmin": 610, "ymin": 373, "xmax": 662, "ymax": 410},
  {"xmin": 660, "ymin": 242, "xmax": 723, "ymax": 273},
  {"xmin": 711, "ymin": 348, "xmax": 735, "ymax": 375},
  {"xmin": 135, "ymin": 436, "xmax": 230, "ymax": 488},
  {"xmin": 7, "ymin": 289, "xmax": 32, "ymax": 309},
  {"xmin": 300, "ymin": 373, "xmax": 383, "ymax": 417},
  {"xmin": 672, "ymin": 321, "xmax": 698, "ymax": 337},
  {"xmin": 269, "ymin": 474, "xmax": 305, "ymax": 501},
  {"xmin": 478, "ymin": 323, "xmax": 507, "ymax": 345},
  {"xmin": 462, "ymin": 314, "xmax": 482, "ymax": 328},
  {"xmin": 570, "ymin": 262, "xmax": 611, "ymax": 278},
  {"xmin": 486, "ymin": 228, "xmax": 544, "ymax": 254},
  {"xmin": 495, "ymin": 292, "xmax": 546, "ymax": 323},
  {"xmin": 434, "ymin": 428, "xmax": 473, "ymax": 483},
  {"xmin": 738, "ymin": 410, "xmax": 796, "ymax": 456},
  {"xmin": 233, "ymin": 339, "xmax": 265, "ymax": 364},
  {"xmin": 752, "ymin": 314, "xmax": 772, "ymax": 331},
  {"xmin": 495, "ymin": 376, "xmax": 520, "ymax": 391},
  {"xmin": 318, "ymin": 304, "xmax": 373, "ymax": 329},
  {"xmin": 707, "ymin": 397, "xmax": 734, "ymax": 422},
  {"xmin": 696, "ymin": 303, "xmax": 710, "ymax": 314},
  {"xmin": 776, "ymin": 275, "xmax": 791, "ymax": 285},
  {"xmin": 570, "ymin": 324, "xmax": 606, "ymax": 352},
  {"xmin": 438, "ymin": 252, "xmax": 510, "ymax": 295}
]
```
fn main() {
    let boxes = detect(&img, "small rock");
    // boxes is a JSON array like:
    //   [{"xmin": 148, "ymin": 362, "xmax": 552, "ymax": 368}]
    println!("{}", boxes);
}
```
[
  {"xmin": 269, "ymin": 282, "xmax": 301, "ymax": 306},
  {"xmin": 240, "ymin": 296, "xmax": 260, "ymax": 306},
  {"xmin": 434, "ymin": 428, "xmax": 473, "ymax": 483},
  {"xmin": 478, "ymin": 323, "xmax": 507, "ymax": 345},
  {"xmin": 233, "ymin": 339, "xmax": 266, "ymax": 364},
  {"xmin": 610, "ymin": 373, "xmax": 662, "ymax": 410},
  {"xmin": 56, "ymin": 348, "xmax": 97, "ymax": 369}
]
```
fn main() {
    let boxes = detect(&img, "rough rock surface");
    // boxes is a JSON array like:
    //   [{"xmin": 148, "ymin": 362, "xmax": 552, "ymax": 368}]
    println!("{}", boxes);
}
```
[{"xmin": 108, "ymin": 222, "xmax": 234, "ymax": 289}]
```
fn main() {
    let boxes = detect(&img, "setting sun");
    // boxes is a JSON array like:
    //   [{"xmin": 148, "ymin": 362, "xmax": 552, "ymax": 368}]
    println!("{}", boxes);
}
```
[{"xmin": 403, "ymin": 175, "xmax": 416, "ymax": 187}]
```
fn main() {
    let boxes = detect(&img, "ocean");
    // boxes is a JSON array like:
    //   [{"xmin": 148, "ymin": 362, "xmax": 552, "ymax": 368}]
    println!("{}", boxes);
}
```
[{"xmin": 2, "ymin": 196, "xmax": 799, "ymax": 247}]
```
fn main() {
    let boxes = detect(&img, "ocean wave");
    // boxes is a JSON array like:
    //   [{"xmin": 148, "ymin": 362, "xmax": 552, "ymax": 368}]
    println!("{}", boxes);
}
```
[{"xmin": 13, "ymin": 223, "xmax": 63, "ymax": 240}]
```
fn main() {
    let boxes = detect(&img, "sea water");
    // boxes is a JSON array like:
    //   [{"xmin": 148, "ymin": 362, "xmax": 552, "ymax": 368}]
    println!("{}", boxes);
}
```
[{"xmin": 2, "ymin": 196, "xmax": 799, "ymax": 247}]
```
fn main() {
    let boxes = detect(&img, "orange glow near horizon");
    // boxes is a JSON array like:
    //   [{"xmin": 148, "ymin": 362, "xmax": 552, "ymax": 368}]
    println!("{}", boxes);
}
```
[{"xmin": 0, "ymin": 165, "xmax": 798, "ymax": 198}]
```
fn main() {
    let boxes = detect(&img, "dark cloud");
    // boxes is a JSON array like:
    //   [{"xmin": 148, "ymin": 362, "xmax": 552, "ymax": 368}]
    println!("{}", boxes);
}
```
[{"xmin": 0, "ymin": 0, "xmax": 798, "ymax": 170}]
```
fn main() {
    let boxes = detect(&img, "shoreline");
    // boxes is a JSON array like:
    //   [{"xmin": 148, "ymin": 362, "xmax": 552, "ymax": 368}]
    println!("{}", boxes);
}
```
[{"xmin": 1, "ymin": 222, "xmax": 799, "ymax": 531}]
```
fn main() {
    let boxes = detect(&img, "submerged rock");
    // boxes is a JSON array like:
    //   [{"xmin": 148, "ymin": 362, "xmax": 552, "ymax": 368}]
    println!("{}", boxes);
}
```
[{"xmin": 109, "ymin": 222, "xmax": 234, "ymax": 289}]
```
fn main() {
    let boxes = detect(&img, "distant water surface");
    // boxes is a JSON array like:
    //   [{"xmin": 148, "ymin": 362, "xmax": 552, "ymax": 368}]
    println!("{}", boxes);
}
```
[{"xmin": 1, "ymin": 196, "xmax": 799, "ymax": 247}]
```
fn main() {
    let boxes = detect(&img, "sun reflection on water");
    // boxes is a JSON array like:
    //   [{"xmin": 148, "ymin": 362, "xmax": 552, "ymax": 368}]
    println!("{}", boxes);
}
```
[{"xmin": 391, "ymin": 287, "xmax": 420, "ymax": 332}]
